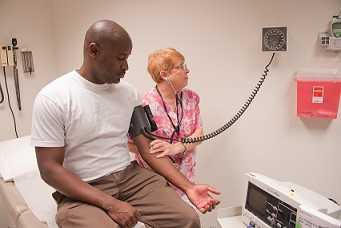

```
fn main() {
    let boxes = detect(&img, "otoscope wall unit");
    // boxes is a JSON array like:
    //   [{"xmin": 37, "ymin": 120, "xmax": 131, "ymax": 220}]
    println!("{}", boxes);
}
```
[
  {"xmin": 296, "ymin": 74, "xmax": 341, "ymax": 119},
  {"xmin": 0, "ymin": 38, "xmax": 34, "ymax": 138}
]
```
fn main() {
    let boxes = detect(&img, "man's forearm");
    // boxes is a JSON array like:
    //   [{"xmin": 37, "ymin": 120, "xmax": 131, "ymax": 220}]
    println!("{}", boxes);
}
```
[
  {"xmin": 39, "ymin": 162, "xmax": 117, "ymax": 210},
  {"xmin": 133, "ymin": 135, "xmax": 194, "ymax": 192}
]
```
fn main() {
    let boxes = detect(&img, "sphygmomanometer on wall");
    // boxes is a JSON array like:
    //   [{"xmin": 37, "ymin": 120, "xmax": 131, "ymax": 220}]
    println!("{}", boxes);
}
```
[{"xmin": 129, "ymin": 26, "xmax": 290, "ymax": 144}]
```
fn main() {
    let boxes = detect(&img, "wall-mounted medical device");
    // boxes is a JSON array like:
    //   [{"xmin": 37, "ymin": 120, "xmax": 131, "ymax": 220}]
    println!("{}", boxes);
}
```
[
  {"xmin": 242, "ymin": 173, "xmax": 341, "ymax": 228},
  {"xmin": 319, "ymin": 15, "xmax": 341, "ymax": 50},
  {"xmin": 21, "ymin": 50, "xmax": 34, "ymax": 74},
  {"xmin": 11, "ymin": 38, "xmax": 22, "ymax": 111},
  {"xmin": 262, "ymin": 27, "xmax": 287, "ymax": 52},
  {"xmin": 0, "ymin": 38, "xmax": 30, "ymax": 138},
  {"xmin": 296, "ymin": 73, "xmax": 341, "ymax": 119},
  {"xmin": 0, "ymin": 46, "xmax": 6, "ymax": 104},
  {"xmin": 0, "ymin": 39, "xmax": 22, "ymax": 111}
]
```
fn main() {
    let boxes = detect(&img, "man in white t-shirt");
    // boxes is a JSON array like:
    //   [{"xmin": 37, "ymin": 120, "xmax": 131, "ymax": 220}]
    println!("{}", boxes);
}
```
[{"xmin": 31, "ymin": 20, "xmax": 220, "ymax": 228}]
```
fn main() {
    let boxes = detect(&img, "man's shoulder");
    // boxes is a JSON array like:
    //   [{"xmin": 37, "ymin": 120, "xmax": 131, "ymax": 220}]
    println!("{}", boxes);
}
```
[
  {"xmin": 118, "ymin": 80, "xmax": 136, "ymax": 92},
  {"xmin": 116, "ymin": 80, "xmax": 139, "ymax": 100},
  {"xmin": 38, "ymin": 71, "xmax": 76, "ymax": 96}
]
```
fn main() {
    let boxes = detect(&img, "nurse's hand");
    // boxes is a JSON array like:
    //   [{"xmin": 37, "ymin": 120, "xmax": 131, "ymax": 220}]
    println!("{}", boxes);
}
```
[
  {"xmin": 105, "ymin": 199, "xmax": 140, "ymax": 228},
  {"xmin": 149, "ymin": 140, "xmax": 185, "ymax": 158},
  {"xmin": 185, "ymin": 184, "xmax": 220, "ymax": 213}
]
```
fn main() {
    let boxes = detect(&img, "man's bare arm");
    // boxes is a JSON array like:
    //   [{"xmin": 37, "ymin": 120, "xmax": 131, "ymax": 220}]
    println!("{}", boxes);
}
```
[
  {"xmin": 36, "ymin": 147, "xmax": 118, "ymax": 208},
  {"xmin": 133, "ymin": 135, "xmax": 220, "ymax": 213},
  {"xmin": 35, "ymin": 147, "xmax": 139, "ymax": 226},
  {"xmin": 132, "ymin": 135, "xmax": 194, "ymax": 191}
]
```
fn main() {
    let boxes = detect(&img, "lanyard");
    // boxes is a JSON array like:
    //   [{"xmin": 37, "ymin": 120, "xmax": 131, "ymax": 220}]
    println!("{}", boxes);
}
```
[{"xmin": 155, "ymin": 86, "xmax": 183, "ymax": 144}]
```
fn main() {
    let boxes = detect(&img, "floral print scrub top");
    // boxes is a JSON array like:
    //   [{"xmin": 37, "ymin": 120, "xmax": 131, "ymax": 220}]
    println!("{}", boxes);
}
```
[{"xmin": 135, "ymin": 87, "xmax": 202, "ymax": 196}]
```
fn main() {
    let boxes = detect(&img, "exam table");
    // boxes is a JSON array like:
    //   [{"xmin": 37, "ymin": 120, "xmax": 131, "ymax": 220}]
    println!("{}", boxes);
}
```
[{"xmin": 0, "ymin": 136, "xmax": 146, "ymax": 228}]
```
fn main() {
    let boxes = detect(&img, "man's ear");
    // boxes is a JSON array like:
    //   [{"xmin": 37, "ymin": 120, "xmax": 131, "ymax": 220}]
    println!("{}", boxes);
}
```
[{"xmin": 88, "ymin": 42, "xmax": 99, "ymax": 57}]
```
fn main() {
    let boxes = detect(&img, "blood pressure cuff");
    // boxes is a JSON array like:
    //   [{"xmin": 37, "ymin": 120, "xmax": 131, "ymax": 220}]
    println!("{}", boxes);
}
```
[{"xmin": 128, "ymin": 105, "xmax": 157, "ymax": 138}]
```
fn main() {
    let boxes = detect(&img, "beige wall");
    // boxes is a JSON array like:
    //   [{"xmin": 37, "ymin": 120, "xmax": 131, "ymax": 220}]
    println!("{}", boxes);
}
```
[
  {"xmin": 0, "ymin": 0, "xmax": 57, "ymax": 141},
  {"xmin": 1, "ymin": 0, "xmax": 341, "ymax": 227}
]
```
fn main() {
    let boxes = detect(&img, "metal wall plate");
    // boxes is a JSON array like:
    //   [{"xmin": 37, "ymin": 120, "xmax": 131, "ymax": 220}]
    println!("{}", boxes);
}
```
[{"xmin": 262, "ymin": 27, "xmax": 287, "ymax": 51}]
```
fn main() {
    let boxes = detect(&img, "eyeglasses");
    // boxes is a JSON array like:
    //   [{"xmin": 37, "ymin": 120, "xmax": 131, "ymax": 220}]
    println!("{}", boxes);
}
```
[{"xmin": 174, "ymin": 63, "xmax": 188, "ymax": 71}]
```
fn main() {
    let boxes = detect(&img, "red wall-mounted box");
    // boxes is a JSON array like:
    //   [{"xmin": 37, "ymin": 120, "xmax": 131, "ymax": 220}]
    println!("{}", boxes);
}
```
[{"xmin": 296, "ymin": 75, "xmax": 341, "ymax": 119}]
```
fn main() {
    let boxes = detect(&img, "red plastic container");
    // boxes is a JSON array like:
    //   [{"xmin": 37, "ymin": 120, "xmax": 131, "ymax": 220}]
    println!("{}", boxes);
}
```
[{"xmin": 296, "ymin": 77, "xmax": 341, "ymax": 119}]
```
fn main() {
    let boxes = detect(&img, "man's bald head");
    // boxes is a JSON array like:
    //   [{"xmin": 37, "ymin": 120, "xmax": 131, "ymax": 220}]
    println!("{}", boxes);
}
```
[
  {"xmin": 84, "ymin": 20, "xmax": 131, "ymax": 56},
  {"xmin": 80, "ymin": 20, "xmax": 132, "ymax": 84}
]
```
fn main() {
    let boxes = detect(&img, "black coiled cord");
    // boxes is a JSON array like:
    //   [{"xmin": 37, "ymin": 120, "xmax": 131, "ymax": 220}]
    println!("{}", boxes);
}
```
[
  {"xmin": 144, "ymin": 53, "xmax": 276, "ymax": 144},
  {"xmin": 182, "ymin": 53, "xmax": 275, "ymax": 144},
  {"xmin": 3, "ymin": 66, "xmax": 19, "ymax": 138}
]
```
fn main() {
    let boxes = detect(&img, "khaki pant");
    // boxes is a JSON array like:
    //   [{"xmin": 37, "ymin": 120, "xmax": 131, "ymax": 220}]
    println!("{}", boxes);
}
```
[{"xmin": 53, "ymin": 162, "xmax": 200, "ymax": 228}]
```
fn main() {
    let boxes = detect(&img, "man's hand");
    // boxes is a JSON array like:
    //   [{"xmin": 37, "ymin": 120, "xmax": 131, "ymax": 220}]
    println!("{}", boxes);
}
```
[
  {"xmin": 185, "ymin": 184, "xmax": 220, "ymax": 213},
  {"xmin": 105, "ymin": 200, "xmax": 140, "ymax": 228}
]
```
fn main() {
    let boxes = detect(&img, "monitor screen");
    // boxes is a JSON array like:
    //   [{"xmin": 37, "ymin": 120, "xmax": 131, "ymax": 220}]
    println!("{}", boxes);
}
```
[{"xmin": 245, "ymin": 182, "xmax": 297, "ymax": 228}]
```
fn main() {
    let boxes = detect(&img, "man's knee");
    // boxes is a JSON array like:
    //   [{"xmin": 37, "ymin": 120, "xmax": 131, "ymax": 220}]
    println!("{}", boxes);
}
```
[{"xmin": 181, "ymin": 207, "xmax": 201, "ymax": 228}]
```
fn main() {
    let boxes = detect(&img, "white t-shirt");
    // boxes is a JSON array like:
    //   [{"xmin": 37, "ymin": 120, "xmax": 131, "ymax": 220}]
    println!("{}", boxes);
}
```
[{"xmin": 31, "ymin": 71, "xmax": 139, "ymax": 181}]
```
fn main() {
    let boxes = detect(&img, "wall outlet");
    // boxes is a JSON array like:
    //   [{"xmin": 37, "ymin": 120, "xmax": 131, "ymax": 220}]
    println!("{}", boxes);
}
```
[
  {"xmin": 262, "ymin": 27, "xmax": 287, "ymax": 51},
  {"xmin": 319, "ymin": 33, "xmax": 341, "ymax": 50}
]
